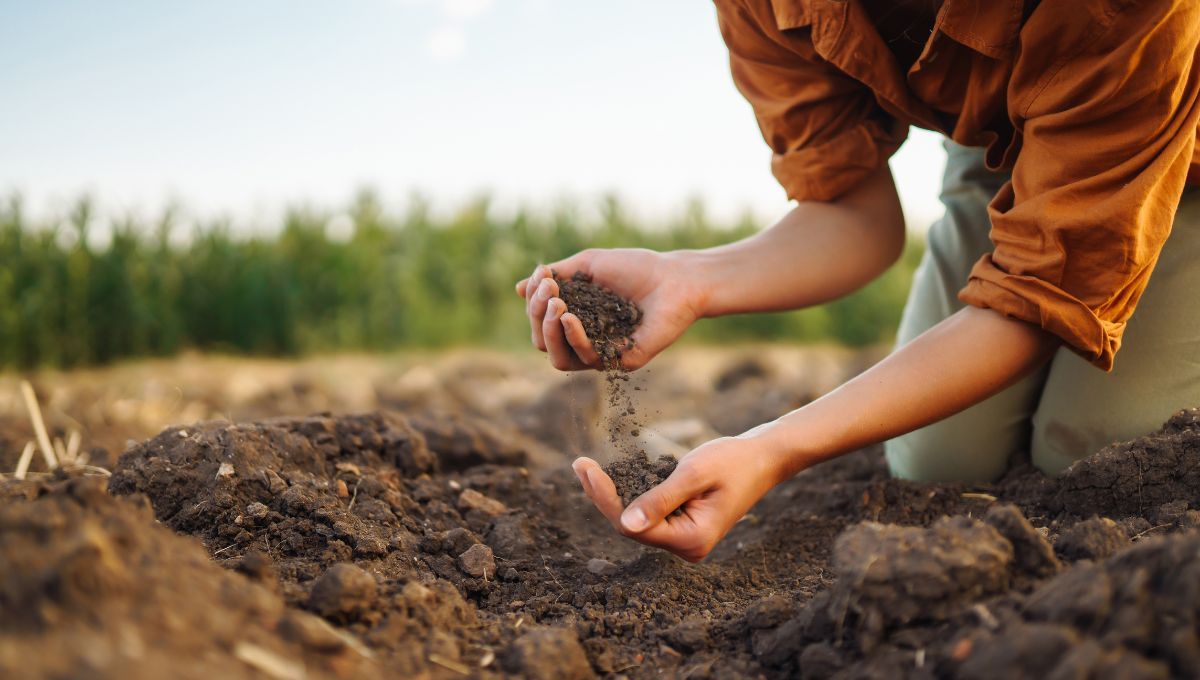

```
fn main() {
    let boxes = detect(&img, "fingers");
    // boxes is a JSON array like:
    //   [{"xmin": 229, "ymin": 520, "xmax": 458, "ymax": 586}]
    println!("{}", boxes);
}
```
[
  {"xmin": 574, "ymin": 456, "xmax": 715, "ymax": 562},
  {"xmin": 572, "ymin": 457, "xmax": 625, "ymax": 525},
  {"xmin": 543, "ymin": 298, "xmax": 588, "ymax": 370},
  {"xmin": 528, "ymin": 276, "xmax": 558, "ymax": 351},
  {"xmin": 561, "ymin": 313, "xmax": 600, "ymax": 367}
]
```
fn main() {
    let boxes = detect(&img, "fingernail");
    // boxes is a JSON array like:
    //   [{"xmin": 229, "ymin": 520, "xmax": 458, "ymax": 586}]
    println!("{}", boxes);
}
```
[
  {"xmin": 576, "ymin": 467, "xmax": 593, "ymax": 495},
  {"xmin": 621, "ymin": 507, "xmax": 649, "ymax": 532}
]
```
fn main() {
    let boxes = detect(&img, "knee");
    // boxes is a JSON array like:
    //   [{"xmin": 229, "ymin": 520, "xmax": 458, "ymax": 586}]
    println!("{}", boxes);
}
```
[{"xmin": 1031, "ymin": 416, "xmax": 1107, "ymax": 476}]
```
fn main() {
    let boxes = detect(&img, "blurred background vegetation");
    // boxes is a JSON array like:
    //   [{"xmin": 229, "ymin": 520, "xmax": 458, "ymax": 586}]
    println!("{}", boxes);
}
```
[{"xmin": 0, "ymin": 191, "xmax": 922, "ymax": 369}]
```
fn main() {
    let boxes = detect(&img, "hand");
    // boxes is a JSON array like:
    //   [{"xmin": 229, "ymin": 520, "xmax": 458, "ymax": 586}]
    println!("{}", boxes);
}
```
[
  {"xmin": 570, "ymin": 436, "xmax": 785, "ymax": 562},
  {"xmin": 515, "ymin": 249, "xmax": 707, "ymax": 371}
]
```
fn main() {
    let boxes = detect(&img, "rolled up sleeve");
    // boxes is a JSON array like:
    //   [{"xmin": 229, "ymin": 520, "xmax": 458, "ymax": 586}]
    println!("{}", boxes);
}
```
[
  {"xmin": 959, "ymin": 0, "xmax": 1200, "ymax": 370},
  {"xmin": 714, "ymin": 0, "xmax": 907, "ymax": 202}
]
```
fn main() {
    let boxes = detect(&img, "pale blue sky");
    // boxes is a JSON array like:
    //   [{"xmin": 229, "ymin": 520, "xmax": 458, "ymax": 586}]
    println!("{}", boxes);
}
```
[{"xmin": 0, "ymin": 0, "xmax": 947, "ymax": 228}]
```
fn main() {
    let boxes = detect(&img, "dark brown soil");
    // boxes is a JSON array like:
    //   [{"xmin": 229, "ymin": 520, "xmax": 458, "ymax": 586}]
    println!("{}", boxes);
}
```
[
  {"xmin": 555, "ymin": 272, "xmax": 641, "ymax": 368},
  {"xmin": 0, "ymin": 476, "xmax": 374, "ymax": 679},
  {"xmin": 603, "ymin": 452, "xmax": 678, "ymax": 507},
  {"xmin": 5, "ymin": 399, "xmax": 1200, "ymax": 678}
]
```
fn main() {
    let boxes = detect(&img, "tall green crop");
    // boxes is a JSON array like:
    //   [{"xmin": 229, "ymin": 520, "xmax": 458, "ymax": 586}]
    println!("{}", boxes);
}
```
[{"xmin": 0, "ymin": 192, "xmax": 923, "ymax": 369}]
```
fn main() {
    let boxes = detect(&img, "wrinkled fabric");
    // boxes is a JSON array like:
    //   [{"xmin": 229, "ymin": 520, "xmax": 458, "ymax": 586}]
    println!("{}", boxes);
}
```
[{"xmin": 715, "ymin": 0, "xmax": 1200, "ymax": 369}]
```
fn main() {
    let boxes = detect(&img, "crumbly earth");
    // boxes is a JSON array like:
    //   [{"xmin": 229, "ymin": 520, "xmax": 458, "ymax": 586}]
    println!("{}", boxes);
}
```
[
  {"xmin": 603, "ymin": 452, "xmax": 678, "ymax": 507},
  {"xmin": 4, "ymin": 404, "xmax": 1200, "ymax": 678},
  {"xmin": 555, "ymin": 272, "xmax": 642, "ymax": 369}
]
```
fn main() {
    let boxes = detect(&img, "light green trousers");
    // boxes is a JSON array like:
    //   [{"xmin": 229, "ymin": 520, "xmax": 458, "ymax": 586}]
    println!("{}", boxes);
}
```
[{"xmin": 885, "ymin": 140, "xmax": 1200, "ymax": 482}]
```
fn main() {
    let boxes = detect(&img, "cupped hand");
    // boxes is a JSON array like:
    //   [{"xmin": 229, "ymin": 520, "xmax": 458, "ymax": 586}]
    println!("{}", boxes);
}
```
[
  {"xmin": 515, "ymin": 248, "xmax": 706, "ymax": 371},
  {"xmin": 570, "ymin": 436, "xmax": 784, "ymax": 562}
]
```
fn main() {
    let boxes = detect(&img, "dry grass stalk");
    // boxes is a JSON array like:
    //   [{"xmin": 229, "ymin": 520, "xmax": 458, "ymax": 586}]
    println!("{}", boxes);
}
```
[
  {"xmin": 14, "ymin": 442, "xmax": 35, "ymax": 480},
  {"xmin": 20, "ymin": 380, "xmax": 58, "ymax": 470},
  {"xmin": 232, "ymin": 641, "xmax": 306, "ymax": 680},
  {"xmin": 66, "ymin": 430, "xmax": 81, "ymax": 462}
]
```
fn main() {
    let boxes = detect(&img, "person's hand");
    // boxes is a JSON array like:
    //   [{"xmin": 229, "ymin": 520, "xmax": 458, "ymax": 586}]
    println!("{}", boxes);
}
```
[
  {"xmin": 515, "ymin": 249, "xmax": 707, "ymax": 371},
  {"xmin": 570, "ymin": 436, "xmax": 785, "ymax": 562}
]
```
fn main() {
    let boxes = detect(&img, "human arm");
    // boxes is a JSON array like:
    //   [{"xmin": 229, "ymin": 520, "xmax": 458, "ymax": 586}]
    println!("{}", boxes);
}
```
[
  {"xmin": 516, "ymin": 165, "xmax": 906, "ymax": 370},
  {"xmin": 573, "ymin": 305, "xmax": 1059, "ymax": 561}
]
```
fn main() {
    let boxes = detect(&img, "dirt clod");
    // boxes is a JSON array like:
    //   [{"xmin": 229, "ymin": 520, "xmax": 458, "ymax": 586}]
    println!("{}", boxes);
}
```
[
  {"xmin": 501, "ymin": 627, "xmax": 595, "ymax": 680},
  {"xmin": 458, "ymin": 488, "xmax": 507, "ymax": 517},
  {"xmin": 308, "ymin": 563, "xmax": 377, "ymax": 620},
  {"xmin": 984, "ymin": 503, "xmax": 1060, "ymax": 577},
  {"xmin": 832, "ymin": 517, "xmax": 1015, "ymax": 629},
  {"xmin": 1055, "ymin": 517, "xmax": 1129, "ymax": 561},
  {"xmin": 458, "ymin": 543, "xmax": 496, "ymax": 579}
]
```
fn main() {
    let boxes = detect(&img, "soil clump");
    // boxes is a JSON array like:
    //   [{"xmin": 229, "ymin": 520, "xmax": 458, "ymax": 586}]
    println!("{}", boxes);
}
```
[{"xmin": 603, "ymin": 452, "xmax": 678, "ymax": 508}]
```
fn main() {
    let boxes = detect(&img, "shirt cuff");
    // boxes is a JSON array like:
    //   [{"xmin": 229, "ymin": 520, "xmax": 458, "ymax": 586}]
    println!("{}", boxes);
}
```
[
  {"xmin": 770, "ymin": 118, "xmax": 907, "ymax": 202},
  {"xmin": 958, "ymin": 254, "xmax": 1124, "ymax": 371}
]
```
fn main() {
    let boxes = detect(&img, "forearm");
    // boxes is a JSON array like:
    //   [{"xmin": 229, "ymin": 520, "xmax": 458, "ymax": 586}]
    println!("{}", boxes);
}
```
[
  {"xmin": 749, "ymin": 306, "xmax": 1060, "ymax": 480},
  {"xmin": 680, "ymin": 167, "xmax": 906, "ymax": 317}
]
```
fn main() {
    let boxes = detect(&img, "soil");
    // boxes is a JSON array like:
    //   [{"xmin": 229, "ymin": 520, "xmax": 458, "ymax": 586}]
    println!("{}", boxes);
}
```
[
  {"xmin": 4, "ymin": 364, "xmax": 1200, "ymax": 678},
  {"xmin": 555, "ymin": 272, "xmax": 642, "ymax": 369},
  {"xmin": 602, "ymin": 452, "xmax": 678, "ymax": 508}
]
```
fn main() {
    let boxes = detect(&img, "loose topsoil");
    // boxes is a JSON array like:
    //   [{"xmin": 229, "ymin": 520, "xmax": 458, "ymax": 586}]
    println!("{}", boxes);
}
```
[{"xmin": 5, "ymin": 403, "xmax": 1200, "ymax": 678}]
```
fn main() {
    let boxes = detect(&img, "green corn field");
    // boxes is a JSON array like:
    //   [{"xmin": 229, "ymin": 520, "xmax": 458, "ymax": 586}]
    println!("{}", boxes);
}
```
[{"xmin": 0, "ymin": 191, "xmax": 922, "ymax": 369}]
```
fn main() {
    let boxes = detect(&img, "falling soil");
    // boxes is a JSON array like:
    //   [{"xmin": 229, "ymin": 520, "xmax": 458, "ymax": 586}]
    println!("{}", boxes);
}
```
[
  {"xmin": 555, "ymin": 270, "xmax": 657, "ymax": 503},
  {"xmin": 5, "ymin": 385, "xmax": 1200, "ymax": 677}
]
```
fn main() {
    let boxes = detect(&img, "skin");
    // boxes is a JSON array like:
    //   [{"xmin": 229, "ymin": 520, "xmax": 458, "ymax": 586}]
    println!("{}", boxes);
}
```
[{"xmin": 516, "ymin": 166, "xmax": 1059, "ymax": 562}]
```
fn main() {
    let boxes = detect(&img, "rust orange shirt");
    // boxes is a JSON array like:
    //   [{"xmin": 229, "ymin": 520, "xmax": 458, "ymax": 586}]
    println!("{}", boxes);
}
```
[{"xmin": 714, "ymin": 0, "xmax": 1200, "ymax": 370}]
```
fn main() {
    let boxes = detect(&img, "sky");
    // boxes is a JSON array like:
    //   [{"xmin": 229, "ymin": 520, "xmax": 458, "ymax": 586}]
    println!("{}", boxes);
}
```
[{"xmin": 0, "ymin": 0, "xmax": 948, "ymax": 230}]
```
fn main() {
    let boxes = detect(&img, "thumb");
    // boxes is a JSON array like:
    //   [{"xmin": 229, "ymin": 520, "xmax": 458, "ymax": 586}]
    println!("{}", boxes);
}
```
[{"xmin": 620, "ymin": 463, "xmax": 706, "ymax": 533}]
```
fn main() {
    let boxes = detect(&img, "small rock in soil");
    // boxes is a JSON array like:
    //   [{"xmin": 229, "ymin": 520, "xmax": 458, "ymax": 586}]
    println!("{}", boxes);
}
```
[
  {"xmin": 662, "ymin": 617, "xmax": 709, "ymax": 653},
  {"xmin": 1055, "ymin": 517, "xmax": 1128, "ymax": 561},
  {"xmin": 245, "ymin": 501, "xmax": 269, "ymax": 520},
  {"xmin": 586, "ymin": 557, "xmax": 618, "ymax": 576},
  {"xmin": 458, "ymin": 543, "xmax": 496, "ymax": 579},
  {"xmin": 604, "ymin": 453, "xmax": 677, "ymax": 508},
  {"xmin": 308, "ymin": 563, "xmax": 377, "ymax": 619},
  {"xmin": 457, "ymin": 488, "xmax": 507, "ymax": 517},
  {"xmin": 744, "ymin": 594, "xmax": 796, "ymax": 630}
]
